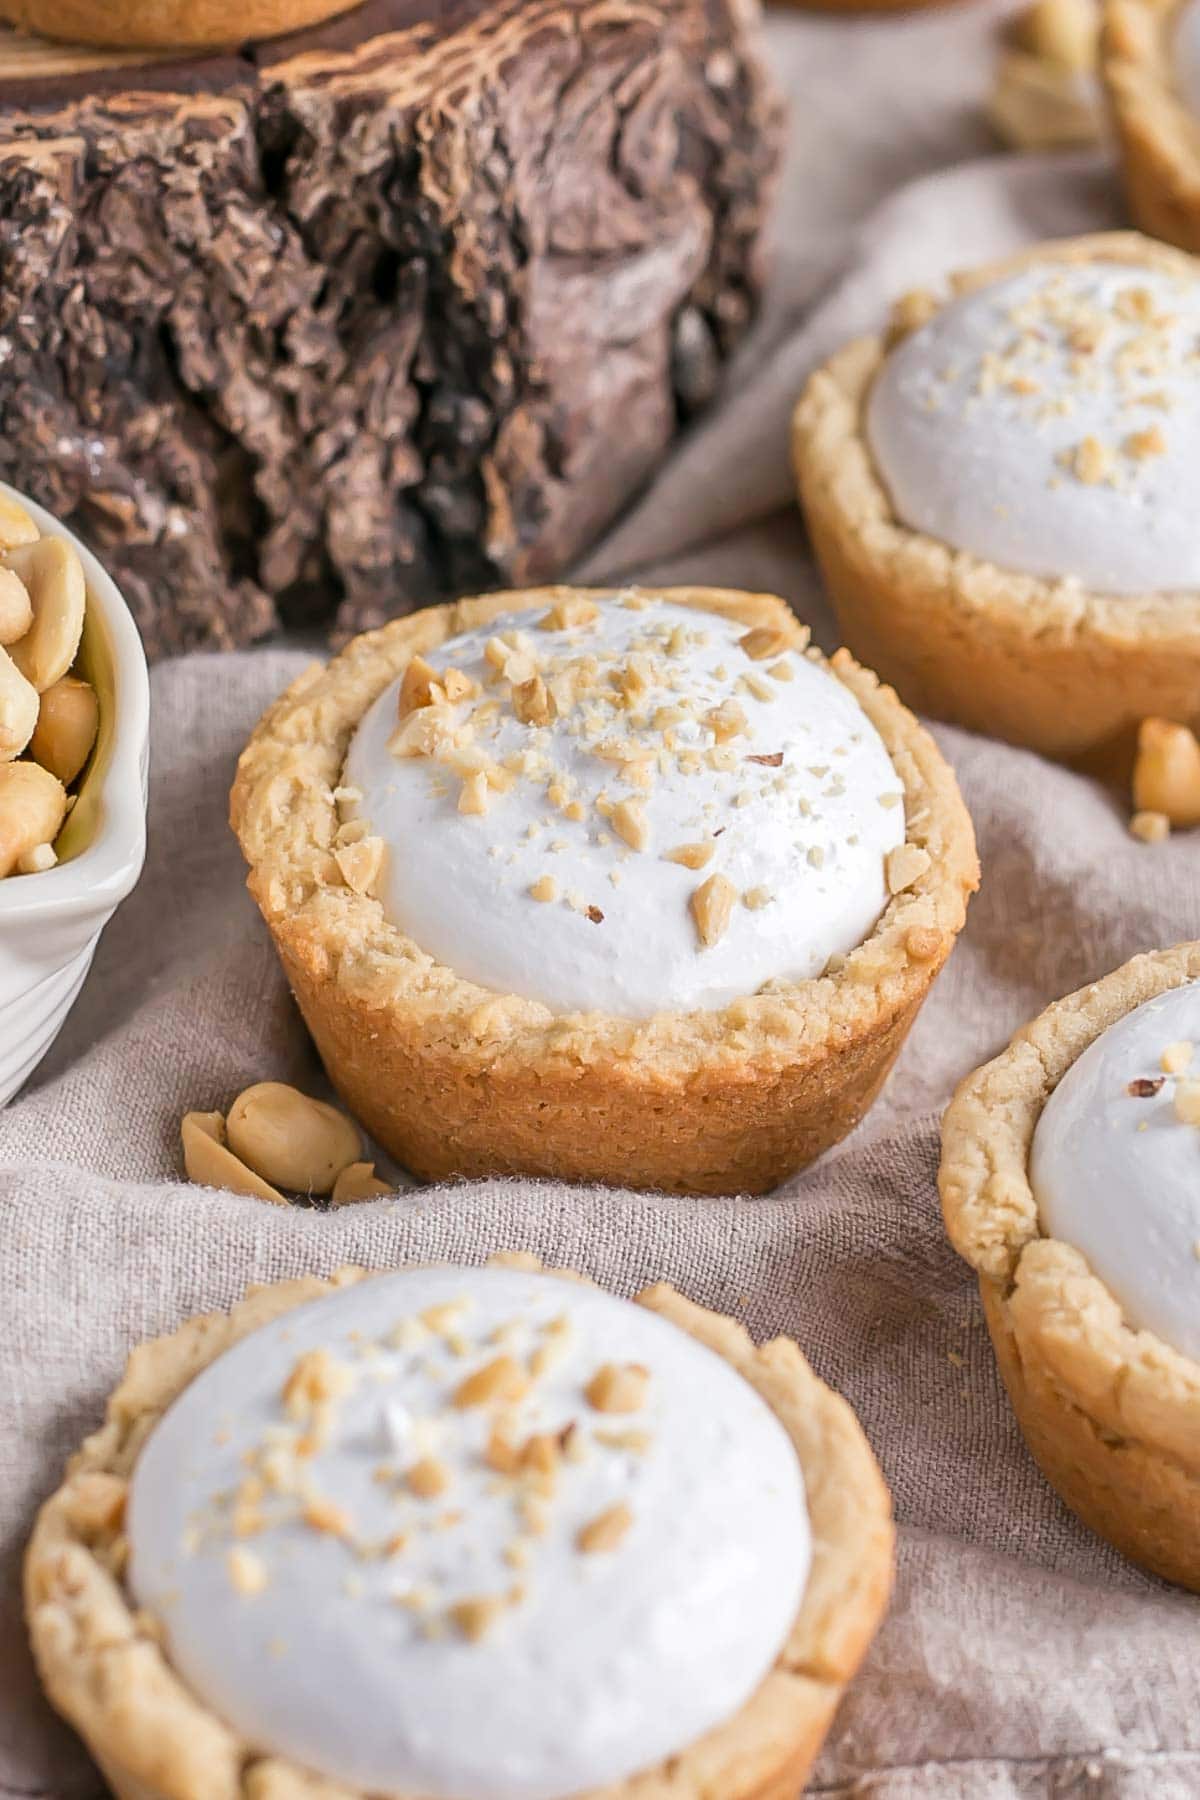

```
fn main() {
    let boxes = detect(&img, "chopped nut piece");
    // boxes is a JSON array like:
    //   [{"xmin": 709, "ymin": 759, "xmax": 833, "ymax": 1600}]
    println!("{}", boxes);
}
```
[
  {"xmin": 594, "ymin": 1427, "xmax": 652, "ymax": 1454},
  {"xmin": 585, "ymin": 1362, "xmax": 650, "ymax": 1414},
  {"xmin": 398, "ymin": 655, "xmax": 444, "ymax": 718},
  {"xmin": 1068, "ymin": 436, "xmax": 1114, "ymax": 486},
  {"xmin": 664, "ymin": 841, "xmax": 714, "ymax": 870},
  {"xmin": 1175, "ymin": 1080, "xmax": 1200, "ymax": 1126},
  {"xmin": 1161, "ymin": 1041, "xmax": 1194, "ymax": 1075},
  {"xmin": 742, "ymin": 886, "xmax": 771, "ymax": 910},
  {"xmin": 529, "ymin": 875, "xmax": 558, "ymax": 903},
  {"xmin": 1128, "ymin": 1077, "xmax": 1165, "ymax": 1097},
  {"xmin": 577, "ymin": 1502, "xmax": 633, "ymax": 1554},
  {"xmin": 334, "ymin": 835, "xmax": 385, "ymax": 896},
  {"xmin": 441, "ymin": 667, "xmax": 478, "ymax": 705},
  {"xmin": 406, "ymin": 1457, "xmax": 451, "ymax": 1499},
  {"xmin": 539, "ymin": 596, "xmax": 600, "ymax": 631},
  {"xmin": 453, "ymin": 1355, "xmax": 531, "ymax": 1409},
  {"xmin": 458, "ymin": 771, "xmax": 490, "ymax": 816},
  {"xmin": 449, "ymin": 1595, "xmax": 506, "ymax": 1641},
  {"xmin": 767, "ymin": 659, "xmax": 794, "ymax": 683},
  {"xmin": 387, "ymin": 705, "xmax": 459, "ymax": 761},
  {"xmin": 1124, "ymin": 426, "xmax": 1167, "ymax": 462},
  {"xmin": 746, "ymin": 751, "xmax": 783, "ymax": 767},
  {"xmin": 519, "ymin": 1432, "xmax": 561, "ymax": 1487},
  {"xmin": 586, "ymin": 905, "xmax": 604, "ymax": 924},
  {"xmin": 1130, "ymin": 809, "xmax": 1170, "ymax": 845},
  {"xmin": 1133, "ymin": 719, "xmax": 1200, "ymax": 828},
  {"xmin": 228, "ymin": 1547, "xmax": 269, "ymax": 1596},
  {"xmin": 611, "ymin": 799, "xmax": 649, "ymax": 853},
  {"xmin": 705, "ymin": 700, "xmax": 748, "ymax": 744},
  {"xmin": 690, "ymin": 872, "xmax": 737, "ymax": 948},
  {"xmin": 484, "ymin": 1429, "xmax": 520, "ymax": 1475},
  {"xmin": 512, "ymin": 673, "xmax": 555, "ymax": 726},
  {"xmin": 738, "ymin": 626, "xmax": 790, "ymax": 662},
  {"xmin": 885, "ymin": 843, "xmax": 932, "ymax": 895},
  {"xmin": 283, "ymin": 1348, "xmax": 355, "ymax": 1420},
  {"xmin": 303, "ymin": 1497, "xmax": 353, "ymax": 1537}
]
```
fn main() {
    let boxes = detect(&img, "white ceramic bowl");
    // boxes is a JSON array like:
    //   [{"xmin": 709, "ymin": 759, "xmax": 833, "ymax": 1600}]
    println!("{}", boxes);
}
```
[{"xmin": 0, "ymin": 486, "xmax": 150, "ymax": 1106}]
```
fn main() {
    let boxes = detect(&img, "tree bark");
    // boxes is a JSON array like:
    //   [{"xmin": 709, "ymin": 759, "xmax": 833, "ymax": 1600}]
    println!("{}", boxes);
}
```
[{"xmin": 0, "ymin": 0, "xmax": 783, "ymax": 656}]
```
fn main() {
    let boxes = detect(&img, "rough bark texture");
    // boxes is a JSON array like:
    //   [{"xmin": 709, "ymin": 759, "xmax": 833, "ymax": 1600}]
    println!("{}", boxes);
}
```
[{"xmin": 0, "ymin": 0, "xmax": 783, "ymax": 657}]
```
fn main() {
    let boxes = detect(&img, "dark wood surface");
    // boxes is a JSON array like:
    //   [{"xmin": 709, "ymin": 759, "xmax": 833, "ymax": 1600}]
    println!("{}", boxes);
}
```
[{"xmin": 0, "ymin": 0, "xmax": 783, "ymax": 656}]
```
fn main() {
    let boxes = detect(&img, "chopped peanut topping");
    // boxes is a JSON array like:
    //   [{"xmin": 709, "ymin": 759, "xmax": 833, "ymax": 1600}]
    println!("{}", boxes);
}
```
[
  {"xmin": 539, "ymin": 596, "xmax": 600, "ymax": 631},
  {"xmin": 228, "ymin": 1547, "xmax": 269, "ymax": 1595},
  {"xmin": 303, "ymin": 1496, "xmax": 353, "ymax": 1537},
  {"xmin": 585, "ymin": 1362, "xmax": 650, "ymax": 1414},
  {"xmin": 333, "ymin": 836, "xmax": 386, "ymax": 896},
  {"xmin": 1161, "ymin": 1041, "xmax": 1194, "ymax": 1075},
  {"xmin": 1175, "ymin": 1080, "xmax": 1200, "ymax": 1126},
  {"xmin": 1067, "ymin": 435, "xmax": 1114, "ymax": 486},
  {"xmin": 1124, "ymin": 425, "xmax": 1167, "ymax": 461},
  {"xmin": 529, "ymin": 875, "xmax": 558, "ymax": 903},
  {"xmin": 282, "ymin": 1349, "xmax": 355, "ymax": 1420},
  {"xmin": 441, "ymin": 667, "xmax": 478, "ymax": 705},
  {"xmin": 406, "ymin": 1457, "xmax": 451, "ymax": 1500},
  {"xmin": 398, "ymin": 656, "xmax": 443, "ymax": 718},
  {"xmin": 577, "ymin": 1502, "xmax": 633, "ymax": 1555},
  {"xmin": 453, "ymin": 1355, "xmax": 531, "ymax": 1409},
  {"xmin": 458, "ymin": 772, "xmax": 490, "ymax": 816},
  {"xmin": 885, "ymin": 843, "xmax": 932, "ymax": 895},
  {"xmin": 449, "ymin": 1595, "xmax": 507, "ymax": 1641},
  {"xmin": 690, "ymin": 872, "xmax": 737, "ymax": 948},
  {"xmin": 705, "ymin": 701, "xmax": 747, "ymax": 744},
  {"xmin": 610, "ymin": 799, "xmax": 649, "ymax": 853},
  {"xmin": 664, "ymin": 841, "xmax": 714, "ymax": 870},
  {"xmin": 512, "ymin": 674, "xmax": 555, "ymax": 726},
  {"xmin": 738, "ymin": 626, "xmax": 790, "ymax": 662}
]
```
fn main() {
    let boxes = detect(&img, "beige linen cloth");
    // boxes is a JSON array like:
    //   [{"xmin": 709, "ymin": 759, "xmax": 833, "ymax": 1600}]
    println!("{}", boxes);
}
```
[{"xmin": 4, "ymin": 7, "xmax": 1199, "ymax": 1797}]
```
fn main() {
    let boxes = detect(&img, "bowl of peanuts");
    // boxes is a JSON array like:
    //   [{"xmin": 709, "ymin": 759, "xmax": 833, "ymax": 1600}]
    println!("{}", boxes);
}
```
[{"xmin": 0, "ymin": 483, "xmax": 150, "ymax": 1105}]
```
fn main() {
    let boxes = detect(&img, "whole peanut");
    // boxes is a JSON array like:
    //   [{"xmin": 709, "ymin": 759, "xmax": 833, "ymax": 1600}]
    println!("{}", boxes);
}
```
[
  {"xmin": 226, "ymin": 1082, "xmax": 361, "ymax": 1195},
  {"xmin": 0, "ymin": 645, "xmax": 39, "ymax": 761},
  {"xmin": 0, "ymin": 568, "xmax": 32, "ymax": 646},
  {"xmin": 5, "ymin": 537, "xmax": 86, "ymax": 692},
  {"xmin": 0, "ymin": 493, "xmax": 38, "ymax": 553},
  {"xmin": 0, "ymin": 761, "xmax": 67, "ymax": 876},
  {"xmin": 31, "ymin": 676, "xmax": 99, "ymax": 785}
]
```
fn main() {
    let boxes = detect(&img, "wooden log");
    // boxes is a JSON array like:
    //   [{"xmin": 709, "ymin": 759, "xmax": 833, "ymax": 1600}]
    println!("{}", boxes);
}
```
[{"xmin": 0, "ymin": 1, "xmax": 783, "ymax": 657}]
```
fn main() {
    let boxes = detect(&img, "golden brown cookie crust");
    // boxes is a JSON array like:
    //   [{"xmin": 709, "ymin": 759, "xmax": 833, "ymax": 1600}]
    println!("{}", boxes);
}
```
[
  {"xmin": 1104, "ymin": 0, "xmax": 1200, "ymax": 255},
  {"xmin": 0, "ymin": 0, "xmax": 362, "ymax": 47},
  {"xmin": 939, "ymin": 942, "xmax": 1200, "ymax": 1588},
  {"xmin": 793, "ymin": 233, "xmax": 1200, "ymax": 767},
  {"xmin": 25, "ymin": 1259, "xmax": 895, "ymax": 1800},
  {"xmin": 228, "ymin": 585, "xmax": 977, "ymax": 1197}
]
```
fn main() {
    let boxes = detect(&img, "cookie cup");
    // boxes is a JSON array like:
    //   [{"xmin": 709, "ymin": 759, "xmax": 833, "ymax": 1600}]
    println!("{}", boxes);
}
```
[
  {"xmin": 939, "ymin": 943, "xmax": 1200, "ymax": 1588},
  {"xmin": 793, "ymin": 233, "xmax": 1200, "ymax": 767},
  {"xmin": 26, "ymin": 1259, "xmax": 895, "ymax": 1800},
  {"xmin": 230, "ymin": 585, "xmax": 977, "ymax": 1197},
  {"xmin": 1104, "ymin": 0, "xmax": 1200, "ymax": 255}
]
